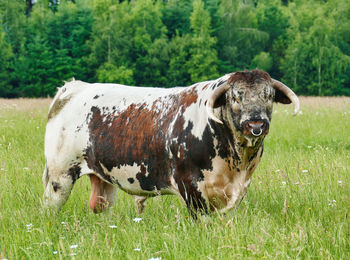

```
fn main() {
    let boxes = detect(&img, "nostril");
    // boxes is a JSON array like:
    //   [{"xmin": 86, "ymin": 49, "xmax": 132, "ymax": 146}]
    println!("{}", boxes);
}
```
[
  {"xmin": 248, "ymin": 122, "xmax": 264, "ymax": 129},
  {"xmin": 245, "ymin": 121, "xmax": 266, "ymax": 137}
]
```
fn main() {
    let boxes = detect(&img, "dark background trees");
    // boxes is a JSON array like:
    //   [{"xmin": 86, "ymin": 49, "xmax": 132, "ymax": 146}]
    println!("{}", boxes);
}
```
[{"xmin": 0, "ymin": 0, "xmax": 349, "ymax": 97}]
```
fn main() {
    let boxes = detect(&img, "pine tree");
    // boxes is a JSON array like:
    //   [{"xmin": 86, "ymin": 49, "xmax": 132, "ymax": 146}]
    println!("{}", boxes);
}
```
[
  {"xmin": 0, "ymin": 0, "xmax": 26, "ymax": 54},
  {"xmin": 0, "ymin": 26, "xmax": 13, "ymax": 97},
  {"xmin": 186, "ymin": 0, "xmax": 218, "ymax": 83},
  {"xmin": 217, "ymin": 0, "xmax": 268, "ymax": 72},
  {"xmin": 281, "ymin": 0, "xmax": 350, "ymax": 95},
  {"xmin": 13, "ymin": 36, "xmax": 55, "ymax": 97}
]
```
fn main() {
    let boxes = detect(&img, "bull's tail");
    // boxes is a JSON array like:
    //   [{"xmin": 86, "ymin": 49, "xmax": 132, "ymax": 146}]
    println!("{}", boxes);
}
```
[
  {"xmin": 49, "ymin": 78, "xmax": 79, "ymax": 110},
  {"xmin": 42, "ymin": 163, "xmax": 49, "ymax": 188},
  {"xmin": 47, "ymin": 79, "xmax": 87, "ymax": 120}
]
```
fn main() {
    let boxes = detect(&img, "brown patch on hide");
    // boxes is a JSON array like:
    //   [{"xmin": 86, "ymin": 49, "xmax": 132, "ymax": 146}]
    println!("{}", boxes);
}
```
[
  {"xmin": 48, "ymin": 96, "xmax": 71, "ymax": 120},
  {"xmin": 228, "ymin": 69, "xmax": 271, "ymax": 86},
  {"xmin": 85, "ymin": 87, "xmax": 202, "ymax": 192},
  {"xmin": 202, "ymin": 84, "xmax": 209, "ymax": 90},
  {"xmin": 68, "ymin": 163, "xmax": 81, "ymax": 184},
  {"xmin": 85, "ymin": 86, "xmax": 214, "ymax": 213}
]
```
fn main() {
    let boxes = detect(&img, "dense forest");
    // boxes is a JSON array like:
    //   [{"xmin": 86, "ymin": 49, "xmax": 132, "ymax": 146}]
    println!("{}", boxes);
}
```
[{"xmin": 0, "ymin": 0, "xmax": 349, "ymax": 97}]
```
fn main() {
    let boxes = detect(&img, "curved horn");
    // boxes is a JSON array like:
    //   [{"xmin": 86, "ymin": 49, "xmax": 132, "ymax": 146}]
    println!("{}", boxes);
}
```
[
  {"xmin": 206, "ymin": 82, "xmax": 231, "ymax": 124},
  {"xmin": 272, "ymin": 79, "xmax": 300, "ymax": 115}
]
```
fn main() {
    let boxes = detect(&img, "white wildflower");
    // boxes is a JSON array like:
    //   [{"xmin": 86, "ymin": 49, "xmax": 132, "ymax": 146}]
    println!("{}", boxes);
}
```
[
  {"xmin": 70, "ymin": 245, "xmax": 78, "ymax": 249},
  {"xmin": 275, "ymin": 169, "xmax": 280, "ymax": 173},
  {"xmin": 26, "ymin": 223, "xmax": 33, "ymax": 232},
  {"xmin": 134, "ymin": 248, "xmax": 141, "ymax": 251},
  {"xmin": 302, "ymin": 170, "xmax": 308, "ymax": 173},
  {"xmin": 307, "ymin": 146, "xmax": 312, "ymax": 149},
  {"xmin": 70, "ymin": 253, "xmax": 77, "ymax": 256},
  {"xmin": 109, "ymin": 225, "xmax": 117, "ymax": 229},
  {"xmin": 148, "ymin": 258, "xmax": 161, "ymax": 260},
  {"xmin": 133, "ymin": 217, "xmax": 142, "ymax": 223},
  {"xmin": 281, "ymin": 181, "xmax": 286, "ymax": 185},
  {"xmin": 53, "ymin": 251, "xmax": 58, "ymax": 255},
  {"xmin": 328, "ymin": 199, "xmax": 336, "ymax": 206},
  {"xmin": 337, "ymin": 181, "xmax": 342, "ymax": 184}
]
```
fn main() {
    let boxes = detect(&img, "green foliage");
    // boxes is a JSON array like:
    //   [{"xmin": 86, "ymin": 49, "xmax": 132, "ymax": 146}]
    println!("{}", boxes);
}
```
[
  {"xmin": 0, "ymin": 0, "xmax": 26, "ymax": 53},
  {"xmin": 161, "ymin": 0, "xmax": 192, "ymax": 38},
  {"xmin": 12, "ymin": 36, "xmax": 56, "ymax": 97},
  {"xmin": 0, "ymin": 0, "xmax": 350, "ymax": 96},
  {"xmin": 97, "ymin": 63, "xmax": 135, "ymax": 85},
  {"xmin": 128, "ymin": 0, "xmax": 169, "ymax": 86},
  {"xmin": 87, "ymin": 0, "xmax": 169, "ymax": 86},
  {"xmin": 8, "ymin": 0, "xmax": 93, "ymax": 97},
  {"xmin": 186, "ymin": 0, "xmax": 218, "ymax": 82},
  {"xmin": 217, "ymin": 0, "xmax": 269, "ymax": 72},
  {"xmin": 252, "ymin": 51, "xmax": 273, "ymax": 71},
  {"xmin": 0, "ymin": 26, "xmax": 12, "ymax": 97},
  {"xmin": 167, "ymin": 34, "xmax": 192, "ymax": 86},
  {"xmin": 281, "ymin": 0, "xmax": 350, "ymax": 96},
  {"xmin": 256, "ymin": 0, "xmax": 289, "ymax": 77}
]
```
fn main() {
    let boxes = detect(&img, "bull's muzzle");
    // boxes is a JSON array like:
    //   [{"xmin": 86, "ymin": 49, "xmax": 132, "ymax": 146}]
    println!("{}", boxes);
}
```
[{"xmin": 243, "ymin": 120, "xmax": 269, "ymax": 137}]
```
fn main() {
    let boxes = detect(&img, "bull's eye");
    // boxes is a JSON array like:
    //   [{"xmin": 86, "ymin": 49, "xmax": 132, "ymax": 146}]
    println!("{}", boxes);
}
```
[
  {"xmin": 260, "ymin": 90, "xmax": 271, "ymax": 101},
  {"xmin": 233, "ymin": 96, "xmax": 240, "ymax": 103}
]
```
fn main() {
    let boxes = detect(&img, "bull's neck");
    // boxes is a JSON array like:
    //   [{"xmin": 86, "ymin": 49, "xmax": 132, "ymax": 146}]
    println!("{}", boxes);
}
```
[{"xmin": 210, "ymin": 121, "xmax": 264, "ymax": 169}]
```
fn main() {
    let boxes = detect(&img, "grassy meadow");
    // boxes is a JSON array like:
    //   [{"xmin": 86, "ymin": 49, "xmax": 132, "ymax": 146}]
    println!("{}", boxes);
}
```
[{"xmin": 0, "ymin": 97, "xmax": 349, "ymax": 259}]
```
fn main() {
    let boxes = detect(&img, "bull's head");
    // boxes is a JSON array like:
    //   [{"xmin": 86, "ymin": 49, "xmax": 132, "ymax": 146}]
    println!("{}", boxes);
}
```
[{"xmin": 206, "ymin": 69, "xmax": 299, "ymax": 140}]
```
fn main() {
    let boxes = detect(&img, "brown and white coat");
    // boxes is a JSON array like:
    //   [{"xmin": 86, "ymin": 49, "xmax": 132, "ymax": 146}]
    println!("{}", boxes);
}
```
[{"xmin": 43, "ymin": 69, "xmax": 299, "ymax": 215}]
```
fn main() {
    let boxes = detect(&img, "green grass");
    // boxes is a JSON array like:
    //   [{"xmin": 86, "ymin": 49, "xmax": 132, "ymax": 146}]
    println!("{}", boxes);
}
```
[{"xmin": 0, "ymin": 97, "xmax": 349, "ymax": 259}]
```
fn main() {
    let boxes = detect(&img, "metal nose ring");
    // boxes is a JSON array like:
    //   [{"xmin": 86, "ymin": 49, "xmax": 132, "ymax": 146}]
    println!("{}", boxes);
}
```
[{"xmin": 250, "ymin": 128, "xmax": 263, "ymax": 137}]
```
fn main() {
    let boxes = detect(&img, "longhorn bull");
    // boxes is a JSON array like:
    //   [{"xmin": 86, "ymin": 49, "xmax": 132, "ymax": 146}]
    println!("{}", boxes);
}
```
[{"xmin": 42, "ymin": 69, "xmax": 299, "ymax": 215}]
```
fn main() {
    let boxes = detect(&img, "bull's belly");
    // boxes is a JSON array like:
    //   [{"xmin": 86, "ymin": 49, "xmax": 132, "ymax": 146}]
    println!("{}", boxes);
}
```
[{"xmin": 81, "ymin": 161, "xmax": 177, "ymax": 197}]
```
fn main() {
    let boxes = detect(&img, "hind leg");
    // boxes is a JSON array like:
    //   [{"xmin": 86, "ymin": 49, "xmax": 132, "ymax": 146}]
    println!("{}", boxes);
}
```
[
  {"xmin": 89, "ymin": 175, "xmax": 117, "ymax": 213},
  {"xmin": 42, "ymin": 166, "xmax": 75, "ymax": 211}
]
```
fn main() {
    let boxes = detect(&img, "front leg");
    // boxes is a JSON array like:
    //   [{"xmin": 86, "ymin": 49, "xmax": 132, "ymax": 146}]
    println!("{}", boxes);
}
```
[{"xmin": 174, "ymin": 175, "xmax": 209, "ymax": 216}]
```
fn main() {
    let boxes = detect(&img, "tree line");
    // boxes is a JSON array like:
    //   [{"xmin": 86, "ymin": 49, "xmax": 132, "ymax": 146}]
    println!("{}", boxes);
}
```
[{"xmin": 0, "ymin": 0, "xmax": 349, "ymax": 97}]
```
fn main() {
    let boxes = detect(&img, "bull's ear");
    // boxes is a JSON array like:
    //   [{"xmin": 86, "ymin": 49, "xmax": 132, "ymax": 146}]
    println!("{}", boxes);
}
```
[
  {"xmin": 274, "ymin": 89, "xmax": 292, "ymax": 104},
  {"xmin": 271, "ymin": 79, "xmax": 300, "ymax": 115}
]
